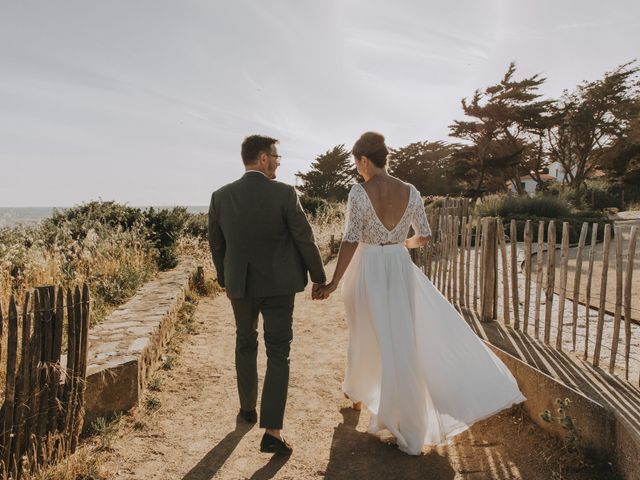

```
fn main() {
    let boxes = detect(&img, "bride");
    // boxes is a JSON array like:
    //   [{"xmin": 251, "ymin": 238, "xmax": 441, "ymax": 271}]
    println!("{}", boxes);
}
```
[{"xmin": 316, "ymin": 132, "xmax": 526, "ymax": 455}]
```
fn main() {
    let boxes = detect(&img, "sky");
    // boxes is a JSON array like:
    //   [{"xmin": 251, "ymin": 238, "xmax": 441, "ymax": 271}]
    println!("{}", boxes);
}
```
[{"xmin": 1, "ymin": 0, "xmax": 639, "ymax": 207}]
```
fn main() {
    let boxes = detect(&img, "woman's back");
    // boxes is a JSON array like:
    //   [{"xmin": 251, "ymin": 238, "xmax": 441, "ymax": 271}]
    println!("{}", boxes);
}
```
[{"xmin": 361, "ymin": 176, "xmax": 411, "ymax": 231}]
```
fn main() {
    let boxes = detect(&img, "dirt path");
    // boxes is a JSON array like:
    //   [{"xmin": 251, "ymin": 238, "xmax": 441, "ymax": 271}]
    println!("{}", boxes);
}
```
[{"xmin": 103, "ymin": 262, "xmax": 616, "ymax": 480}]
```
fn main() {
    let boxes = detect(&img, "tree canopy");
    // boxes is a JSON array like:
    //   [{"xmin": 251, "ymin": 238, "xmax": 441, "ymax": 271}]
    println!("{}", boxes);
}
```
[
  {"xmin": 295, "ymin": 60, "xmax": 640, "ymax": 204},
  {"xmin": 388, "ymin": 141, "xmax": 460, "ymax": 195},
  {"xmin": 295, "ymin": 145, "xmax": 356, "ymax": 201}
]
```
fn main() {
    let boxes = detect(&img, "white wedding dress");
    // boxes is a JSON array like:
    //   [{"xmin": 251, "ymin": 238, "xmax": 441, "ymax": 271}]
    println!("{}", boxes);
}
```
[{"xmin": 341, "ymin": 183, "xmax": 526, "ymax": 455}]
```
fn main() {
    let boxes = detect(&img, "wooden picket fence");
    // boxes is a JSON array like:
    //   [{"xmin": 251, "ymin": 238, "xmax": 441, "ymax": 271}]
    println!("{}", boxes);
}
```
[
  {"xmin": 412, "ymin": 198, "xmax": 640, "ymax": 385},
  {"xmin": 0, "ymin": 285, "xmax": 90, "ymax": 479}
]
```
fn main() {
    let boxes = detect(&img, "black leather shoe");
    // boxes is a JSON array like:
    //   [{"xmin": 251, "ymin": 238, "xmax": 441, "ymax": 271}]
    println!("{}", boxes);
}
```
[
  {"xmin": 260, "ymin": 433, "xmax": 293, "ymax": 455},
  {"xmin": 239, "ymin": 409, "xmax": 257, "ymax": 423}
]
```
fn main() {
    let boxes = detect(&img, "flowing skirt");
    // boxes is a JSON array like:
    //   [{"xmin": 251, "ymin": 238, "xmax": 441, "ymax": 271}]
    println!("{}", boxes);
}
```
[{"xmin": 341, "ymin": 243, "xmax": 526, "ymax": 455}]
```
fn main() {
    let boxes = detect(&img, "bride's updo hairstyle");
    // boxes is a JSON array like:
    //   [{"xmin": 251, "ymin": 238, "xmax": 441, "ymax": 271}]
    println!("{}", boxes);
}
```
[{"xmin": 352, "ymin": 131, "xmax": 389, "ymax": 168}]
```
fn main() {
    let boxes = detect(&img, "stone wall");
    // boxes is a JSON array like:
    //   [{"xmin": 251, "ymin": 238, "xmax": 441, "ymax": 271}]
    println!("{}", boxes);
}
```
[{"xmin": 82, "ymin": 258, "xmax": 198, "ymax": 428}]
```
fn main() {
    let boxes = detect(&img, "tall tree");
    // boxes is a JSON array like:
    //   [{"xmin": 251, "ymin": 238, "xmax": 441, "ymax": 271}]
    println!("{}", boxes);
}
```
[
  {"xmin": 546, "ymin": 62, "xmax": 640, "ymax": 189},
  {"xmin": 449, "ymin": 63, "xmax": 552, "ymax": 198},
  {"xmin": 295, "ymin": 145, "xmax": 356, "ymax": 201},
  {"xmin": 599, "ymin": 107, "xmax": 640, "ymax": 207},
  {"xmin": 388, "ymin": 141, "xmax": 460, "ymax": 195}
]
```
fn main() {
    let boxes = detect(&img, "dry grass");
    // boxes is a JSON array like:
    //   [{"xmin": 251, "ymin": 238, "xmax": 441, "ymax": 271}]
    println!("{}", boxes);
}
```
[
  {"xmin": 0, "ymin": 432, "xmax": 112, "ymax": 480},
  {"xmin": 0, "ymin": 224, "xmax": 157, "ymax": 325},
  {"xmin": 309, "ymin": 202, "xmax": 345, "ymax": 263}
]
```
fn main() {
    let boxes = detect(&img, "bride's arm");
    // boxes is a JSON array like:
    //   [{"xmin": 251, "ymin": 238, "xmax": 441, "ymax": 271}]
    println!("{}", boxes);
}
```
[
  {"xmin": 320, "ymin": 241, "xmax": 358, "ymax": 298},
  {"xmin": 406, "ymin": 187, "xmax": 432, "ymax": 249}
]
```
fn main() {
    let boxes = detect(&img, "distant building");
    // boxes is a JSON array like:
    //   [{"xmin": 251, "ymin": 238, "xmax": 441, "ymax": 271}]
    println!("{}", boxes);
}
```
[
  {"xmin": 507, "ymin": 174, "xmax": 556, "ymax": 196},
  {"xmin": 548, "ymin": 161, "xmax": 576, "ymax": 182}
]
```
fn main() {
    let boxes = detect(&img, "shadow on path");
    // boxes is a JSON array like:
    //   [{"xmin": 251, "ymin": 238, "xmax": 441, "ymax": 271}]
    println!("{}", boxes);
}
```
[
  {"xmin": 182, "ymin": 416, "xmax": 254, "ymax": 480},
  {"xmin": 247, "ymin": 455, "xmax": 289, "ymax": 480},
  {"xmin": 324, "ymin": 407, "xmax": 455, "ymax": 480}
]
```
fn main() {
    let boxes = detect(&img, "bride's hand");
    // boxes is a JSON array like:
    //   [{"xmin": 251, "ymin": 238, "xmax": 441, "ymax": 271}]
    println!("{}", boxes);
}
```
[{"xmin": 320, "ymin": 281, "xmax": 338, "ymax": 300}]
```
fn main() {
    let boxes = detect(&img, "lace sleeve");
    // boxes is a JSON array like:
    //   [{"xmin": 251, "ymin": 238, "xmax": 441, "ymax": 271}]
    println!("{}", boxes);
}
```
[
  {"xmin": 342, "ymin": 186, "xmax": 363, "ymax": 243},
  {"xmin": 411, "ymin": 187, "xmax": 432, "ymax": 237}
]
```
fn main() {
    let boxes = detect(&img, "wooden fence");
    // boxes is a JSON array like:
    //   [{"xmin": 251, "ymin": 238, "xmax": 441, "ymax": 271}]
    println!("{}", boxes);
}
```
[
  {"xmin": 413, "ymin": 199, "xmax": 640, "ymax": 386},
  {"xmin": 0, "ymin": 285, "xmax": 90, "ymax": 479}
]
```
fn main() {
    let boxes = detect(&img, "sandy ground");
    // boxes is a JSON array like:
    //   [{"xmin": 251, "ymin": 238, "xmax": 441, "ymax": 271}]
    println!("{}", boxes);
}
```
[
  {"xmin": 542, "ymin": 218, "xmax": 640, "ymax": 323},
  {"xmin": 502, "ymin": 218, "xmax": 640, "ymax": 381},
  {"xmin": 102, "ymin": 262, "xmax": 617, "ymax": 480}
]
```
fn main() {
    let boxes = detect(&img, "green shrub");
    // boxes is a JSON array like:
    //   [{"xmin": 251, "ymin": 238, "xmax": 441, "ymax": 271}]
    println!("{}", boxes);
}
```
[
  {"xmin": 477, "ymin": 194, "xmax": 571, "ymax": 219},
  {"xmin": 425, "ymin": 196, "xmax": 447, "ymax": 211},
  {"xmin": 184, "ymin": 213, "xmax": 208, "ymax": 239},
  {"xmin": 500, "ymin": 214, "xmax": 612, "ymax": 244},
  {"xmin": 143, "ymin": 207, "xmax": 188, "ymax": 270},
  {"xmin": 45, "ymin": 201, "xmax": 145, "ymax": 241},
  {"xmin": 300, "ymin": 196, "xmax": 329, "ymax": 217}
]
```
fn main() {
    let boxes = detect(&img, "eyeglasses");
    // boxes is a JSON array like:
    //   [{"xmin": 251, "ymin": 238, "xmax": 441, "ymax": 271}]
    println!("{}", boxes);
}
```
[{"xmin": 267, "ymin": 153, "xmax": 282, "ymax": 160}]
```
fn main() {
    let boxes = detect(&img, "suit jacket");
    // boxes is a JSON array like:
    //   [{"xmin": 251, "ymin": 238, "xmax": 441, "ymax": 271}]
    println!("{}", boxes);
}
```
[{"xmin": 208, "ymin": 171, "xmax": 326, "ymax": 299}]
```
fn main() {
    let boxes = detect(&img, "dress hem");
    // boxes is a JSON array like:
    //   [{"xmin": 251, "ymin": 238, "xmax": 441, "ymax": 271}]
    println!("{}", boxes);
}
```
[{"xmin": 345, "ymin": 388, "xmax": 527, "ymax": 455}]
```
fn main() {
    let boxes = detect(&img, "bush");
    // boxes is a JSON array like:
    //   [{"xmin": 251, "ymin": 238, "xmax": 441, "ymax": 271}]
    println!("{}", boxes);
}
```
[
  {"xmin": 143, "ymin": 207, "xmax": 189, "ymax": 270},
  {"xmin": 500, "ymin": 214, "xmax": 612, "ymax": 244},
  {"xmin": 45, "ymin": 201, "xmax": 145, "ymax": 241},
  {"xmin": 299, "ymin": 196, "xmax": 329, "ymax": 217},
  {"xmin": 425, "ymin": 196, "xmax": 447, "ymax": 211},
  {"xmin": 476, "ymin": 194, "xmax": 571, "ymax": 219},
  {"xmin": 184, "ymin": 213, "xmax": 208, "ymax": 239}
]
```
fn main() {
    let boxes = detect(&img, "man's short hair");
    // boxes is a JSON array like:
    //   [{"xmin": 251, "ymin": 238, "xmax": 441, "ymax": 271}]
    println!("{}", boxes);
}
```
[{"xmin": 241, "ymin": 135, "xmax": 279, "ymax": 165}]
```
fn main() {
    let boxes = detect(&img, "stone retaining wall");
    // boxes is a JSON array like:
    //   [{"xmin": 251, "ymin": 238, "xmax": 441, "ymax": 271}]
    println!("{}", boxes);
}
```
[{"xmin": 83, "ymin": 258, "xmax": 198, "ymax": 428}]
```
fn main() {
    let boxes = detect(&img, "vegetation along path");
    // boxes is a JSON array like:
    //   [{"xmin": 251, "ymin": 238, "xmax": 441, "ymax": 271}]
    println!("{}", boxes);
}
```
[{"xmin": 103, "ymin": 261, "xmax": 617, "ymax": 479}]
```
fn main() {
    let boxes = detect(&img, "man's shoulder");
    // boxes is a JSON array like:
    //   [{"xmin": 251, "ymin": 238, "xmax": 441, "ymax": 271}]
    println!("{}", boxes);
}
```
[
  {"xmin": 268, "ymin": 180, "xmax": 296, "ymax": 194},
  {"xmin": 211, "ymin": 177, "xmax": 245, "ymax": 197},
  {"xmin": 211, "ymin": 177, "xmax": 295, "ymax": 202}
]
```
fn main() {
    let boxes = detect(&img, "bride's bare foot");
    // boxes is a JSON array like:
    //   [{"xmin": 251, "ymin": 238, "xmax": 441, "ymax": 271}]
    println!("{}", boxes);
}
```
[{"xmin": 352, "ymin": 401, "xmax": 363, "ymax": 411}]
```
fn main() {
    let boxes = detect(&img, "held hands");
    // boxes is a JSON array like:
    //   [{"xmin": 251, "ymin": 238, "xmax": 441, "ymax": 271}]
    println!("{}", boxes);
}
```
[
  {"xmin": 312, "ymin": 281, "xmax": 338, "ymax": 300},
  {"xmin": 312, "ymin": 283, "xmax": 324, "ymax": 300}
]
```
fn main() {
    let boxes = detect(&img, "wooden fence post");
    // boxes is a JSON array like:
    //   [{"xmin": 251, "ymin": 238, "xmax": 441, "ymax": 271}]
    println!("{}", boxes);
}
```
[
  {"xmin": 584, "ymin": 223, "xmax": 598, "ymax": 360},
  {"xmin": 523, "ymin": 220, "xmax": 532, "ymax": 334},
  {"xmin": 13, "ymin": 292, "xmax": 32, "ymax": 466},
  {"xmin": 609, "ymin": 226, "xmax": 624, "ymax": 374},
  {"xmin": 1, "ymin": 297, "xmax": 18, "ymax": 470},
  {"xmin": 572, "ymin": 223, "xmax": 588, "ymax": 352},
  {"xmin": 510, "ymin": 219, "xmax": 521, "ymax": 329},
  {"xmin": 534, "ymin": 221, "xmax": 545, "ymax": 339},
  {"xmin": 556, "ymin": 222, "xmax": 570, "ymax": 350},
  {"xmin": 497, "ymin": 219, "xmax": 510, "ymax": 325},
  {"xmin": 544, "ymin": 221, "xmax": 556, "ymax": 344},
  {"xmin": 459, "ymin": 216, "xmax": 467, "ymax": 305},
  {"xmin": 593, "ymin": 224, "xmax": 611, "ymax": 368},
  {"xmin": 465, "ymin": 218, "xmax": 472, "ymax": 306},
  {"xmin": 480, "ymin": 218, "xmax": 498, "ymax": 322},
  {"xmin": 473, "ymin": 217, "xmax": 482, "ymax": 311},
  {"xmin": 624, "ymin": 226, "xmax": 637, "ymax": 381}
]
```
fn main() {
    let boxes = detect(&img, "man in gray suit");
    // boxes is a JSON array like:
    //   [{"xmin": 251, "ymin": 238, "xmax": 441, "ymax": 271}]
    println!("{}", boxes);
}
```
[{"xmin": 208, "ymin": 135, "xmax": 326, "ymax": 454}]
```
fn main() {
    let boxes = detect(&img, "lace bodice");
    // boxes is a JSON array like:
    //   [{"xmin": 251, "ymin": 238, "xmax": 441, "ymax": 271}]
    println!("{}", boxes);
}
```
[{"xmin": 342, "ymin": 183, "xmax": 432, "ymax": 244}]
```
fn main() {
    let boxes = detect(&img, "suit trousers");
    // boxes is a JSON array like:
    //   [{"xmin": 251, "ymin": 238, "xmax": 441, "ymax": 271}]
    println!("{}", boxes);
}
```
[{"xmin": 230, "ymin": 294, "xmax": 295, "ymax": 429}]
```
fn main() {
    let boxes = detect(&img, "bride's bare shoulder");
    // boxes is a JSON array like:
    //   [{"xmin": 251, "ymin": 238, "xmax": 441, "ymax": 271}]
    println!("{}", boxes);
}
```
[{"xmin": 387, "ymin": 176, "xmax": 414, "ymax": 193}]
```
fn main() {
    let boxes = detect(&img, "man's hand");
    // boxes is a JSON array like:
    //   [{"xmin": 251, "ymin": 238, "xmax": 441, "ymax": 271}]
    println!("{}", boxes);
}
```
[
  {"xmin": 314, "ymin": 281, "xmax": 338, "ymax": 300},
  {"xmin": 312, "ymin": 283, "xmax": 325, "ymax": 300}
]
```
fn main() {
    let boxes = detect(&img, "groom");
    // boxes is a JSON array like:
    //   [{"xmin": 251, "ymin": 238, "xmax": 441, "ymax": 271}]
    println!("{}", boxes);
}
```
[{"xmin": 208, "ymin": 135, "xmax": 326, "ymax": 455}]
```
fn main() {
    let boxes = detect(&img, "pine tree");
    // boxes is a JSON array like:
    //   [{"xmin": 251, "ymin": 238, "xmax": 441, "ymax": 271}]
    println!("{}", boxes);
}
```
[
  {"xmin": 449, "ymin": 62, "xmax": 552, "ymax": 198},
  {"xmin": 388, "ymin": 141, "xmax": 460, "ymax": 195},
  {"xmin": 295, "ymin": 145, "xmax": 356, "ymax": 201},
  {"xmin": 547, "ymin": 62, "xmax": 640, "ymax": 189}
]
